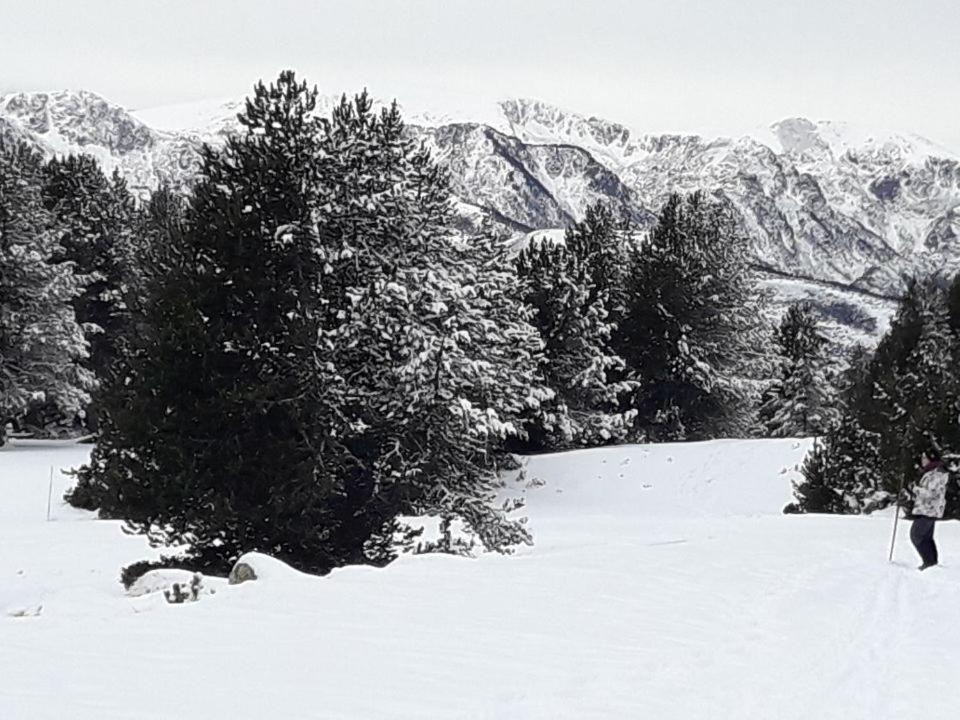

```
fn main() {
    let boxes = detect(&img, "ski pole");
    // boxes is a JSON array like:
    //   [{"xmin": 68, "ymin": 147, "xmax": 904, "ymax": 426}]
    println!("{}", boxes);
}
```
[{"xmin": 888, "ymin": 472, "xmax": 908, "ymax": 562}]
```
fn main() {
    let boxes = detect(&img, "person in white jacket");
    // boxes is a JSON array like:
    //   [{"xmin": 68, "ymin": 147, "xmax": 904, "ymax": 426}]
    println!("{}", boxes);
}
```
[{"xmin": 909, "ymin": 447, "xmax": 950, "ymax": 570}]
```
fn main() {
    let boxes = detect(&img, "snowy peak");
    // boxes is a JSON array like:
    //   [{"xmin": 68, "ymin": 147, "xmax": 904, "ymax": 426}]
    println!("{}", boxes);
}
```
[
  {"xmin": 766, "ymin": 116, "xmax": 957, "ymax": 164},
  {"xmin": 499, "ymin": 97, "xmax": 640, "ymax": 165},
  {"xmin": 0, "ymin": 90, "xmax": 157, "ymax": 156},
  {"xmin": 769, "ymin": 117, "xmax": 830, "ymax": 156}
]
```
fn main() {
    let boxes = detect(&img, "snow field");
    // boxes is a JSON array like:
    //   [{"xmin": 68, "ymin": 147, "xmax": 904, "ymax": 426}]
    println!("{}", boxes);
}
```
[{"xmin": 2, "ymin": 438, "xmax": 960, "ymax": 719}]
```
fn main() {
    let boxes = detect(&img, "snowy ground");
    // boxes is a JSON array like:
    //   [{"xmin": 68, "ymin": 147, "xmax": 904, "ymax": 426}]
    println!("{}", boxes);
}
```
[{"xmin": 2, "ymin": 438, "xmax": 959, "ymax": 719}]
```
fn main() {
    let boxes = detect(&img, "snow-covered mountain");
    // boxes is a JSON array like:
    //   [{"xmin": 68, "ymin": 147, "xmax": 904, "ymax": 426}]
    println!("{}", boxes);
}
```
[{"xmin": 2, "ymin": 89, "xmax": 957, "ymax": 303}]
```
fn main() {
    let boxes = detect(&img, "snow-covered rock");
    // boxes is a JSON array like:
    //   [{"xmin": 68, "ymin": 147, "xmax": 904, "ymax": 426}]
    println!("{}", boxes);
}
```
[{"xmin": 229, "ymin": 552, "xmax": 313, "ymax": 585}]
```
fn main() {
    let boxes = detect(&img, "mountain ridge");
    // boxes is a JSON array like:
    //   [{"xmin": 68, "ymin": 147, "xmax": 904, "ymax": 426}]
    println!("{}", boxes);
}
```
[{"xmin": 2, "ymin": 88, "xmax": 957, "ymax": 304}]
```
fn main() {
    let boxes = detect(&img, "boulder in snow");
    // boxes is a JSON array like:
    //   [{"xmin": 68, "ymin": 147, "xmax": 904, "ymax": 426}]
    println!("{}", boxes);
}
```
[
  {"xmin": 228, "ymin": 553, "xmax": 312, "ymax": 585},
  {"xmin": 228, "ymin": 561, "xmax": 257, "ymax": 585}
]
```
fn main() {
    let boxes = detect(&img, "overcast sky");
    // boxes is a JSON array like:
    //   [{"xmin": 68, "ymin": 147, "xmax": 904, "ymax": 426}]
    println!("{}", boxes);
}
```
[{"xmin": 2, "ymin": 0, "xmax": 959, "ymax": 149}]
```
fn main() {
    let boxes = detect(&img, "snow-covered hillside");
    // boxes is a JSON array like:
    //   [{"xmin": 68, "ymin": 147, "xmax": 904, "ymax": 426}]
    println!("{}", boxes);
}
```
[{"xmin": 4, "ymin": 438, "xmax": 959, "ymax": 719}]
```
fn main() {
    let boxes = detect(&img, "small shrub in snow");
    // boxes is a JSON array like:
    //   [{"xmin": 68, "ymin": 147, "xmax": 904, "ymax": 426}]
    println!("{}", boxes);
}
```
[
  {"xmin": 164, "ymin": 574, "xmax": 204, "ymax": 604},
  {"xmin": 120, "ymin": 557, "xmax": 201, "ymax": 590}
]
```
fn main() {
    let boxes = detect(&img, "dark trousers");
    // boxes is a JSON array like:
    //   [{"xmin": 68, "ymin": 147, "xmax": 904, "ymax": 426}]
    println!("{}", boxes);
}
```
[{"xmin": 910, "ymin": 516, "xmax": 938, "ymax": 566}]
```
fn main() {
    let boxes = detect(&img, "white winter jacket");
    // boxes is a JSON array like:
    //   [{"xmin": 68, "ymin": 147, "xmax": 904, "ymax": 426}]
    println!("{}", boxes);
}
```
[{"xmin": 913, "ymin": 465, "xmax": 949, "ymax": 519}]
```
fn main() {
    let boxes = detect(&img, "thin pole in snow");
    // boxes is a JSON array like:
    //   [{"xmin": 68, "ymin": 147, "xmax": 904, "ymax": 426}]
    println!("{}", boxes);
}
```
[
  {"xmin": 888, "ymin": 472, "xmax": 908, "ymax": 562},
  {"xmin": 46, "ymin": 466, "xmax": 53, "ymax": 522},
  {"xmin": 887, "ymin": 506, "xmax": 901, "ymax": 562}
]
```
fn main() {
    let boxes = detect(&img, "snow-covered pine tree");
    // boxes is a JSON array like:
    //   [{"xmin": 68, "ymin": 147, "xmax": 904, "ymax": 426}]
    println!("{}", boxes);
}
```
[
  {"xmin": 889, "ymin": 281, "xmax": 960, "ymax": 496},
  {"xmin": 857, "ymin": 279, "xmax": 959, "ymax": 492},
  {"xmin": 314, "ymin": 92, "xmax": 551, "ymax": 553},
  {"xmin": 39, "ymin": 156, "xmax": 140, "ymax": 431},
  {"xmin": 793, "ymin": 412, "xmax": 883, "ymax": 513},
  {"xmin": 616, "ymin": 192, "xmax": 767, "ymax": 440},
  {"xmin": 760, "ymin": 301, "xmax": 838, "ymax": 437},
  {"xmin": 0, "ymin": 140, "xmax": 92, "ymax": 446},
  {"xmin": 43, "ymin": 155, "xmax": 139, "ymax": 378},
  {"xmin": 71, "ymin": 72, "xmax": 348, "ymax": 572},
  {"xmin": 135, "ymin": 184, "xmax": 187, "ymax": 295},
  {"xmin": 515, "ymin": 203, "xmax": 637, "ymax": 449}
]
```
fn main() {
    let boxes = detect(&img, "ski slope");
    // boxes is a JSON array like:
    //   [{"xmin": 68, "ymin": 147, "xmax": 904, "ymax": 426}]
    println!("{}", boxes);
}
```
[{"xmin": 2, "ymin": 438, "xmax": 959, "ymax": 719}]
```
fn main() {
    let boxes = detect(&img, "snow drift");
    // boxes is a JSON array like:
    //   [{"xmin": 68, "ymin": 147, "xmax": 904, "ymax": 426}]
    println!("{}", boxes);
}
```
[{"xmin": 3, "ymin": 437, "xmax": 960, "ymax": 719}]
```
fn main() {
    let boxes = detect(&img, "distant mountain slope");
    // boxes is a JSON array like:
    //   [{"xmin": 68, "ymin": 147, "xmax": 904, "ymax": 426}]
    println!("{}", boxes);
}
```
[{"xmin": 2, "ymin": 88, "xmax": 954, "ymax": 318}]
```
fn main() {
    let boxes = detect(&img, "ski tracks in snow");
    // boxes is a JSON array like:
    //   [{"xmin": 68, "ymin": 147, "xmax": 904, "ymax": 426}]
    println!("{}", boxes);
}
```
[{"xmin": 819, "ymin": 566, "xmax": 907, "ymax": 719}]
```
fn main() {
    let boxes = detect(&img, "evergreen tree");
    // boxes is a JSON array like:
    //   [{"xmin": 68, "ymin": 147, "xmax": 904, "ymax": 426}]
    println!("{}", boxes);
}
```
[
  {"xmin": 793, "ymin": 412, "xmax": 883, "ymax": 513},
  {"xmin": 71, "ymin": 72, "xmax": 345, "ymax": 572},
  {"xmin": 0, "ymin": 140, "xmax": 92, "ymax": 445},
  {"xmin": 315, "ymin": 92, "xmax": 551, "ymax": 552},
  {"xmin": 515, "ymin": 203, "xmax": 636, "ymax": 448},
  {"xmin": 43, "ymin": 156, "xmax": 139, "ymax": 375},
  {"xmin": 760, "ymin": 301, "xmax": 838, "ymax": 437},
  {"xmin": 135, "ymin": 185, "xmax": 186, "ymax": 293},
  {"xmin": 860, "ymin": 278, "xmax": 960, "ymax": 494},
  {"xmin": 616, "ymin": 192, "xmax": 767, "ymax": 440},
  {"xmin": 40, "ymin": 156, "xmax": 140, "ymax": 430},
  {"xmin": 72, "ymin": 75, "xmax": 548, "ymax": 572},
  {"xmin": 837, "ymin": 342, "xmax": 872, "ymax": 409}
]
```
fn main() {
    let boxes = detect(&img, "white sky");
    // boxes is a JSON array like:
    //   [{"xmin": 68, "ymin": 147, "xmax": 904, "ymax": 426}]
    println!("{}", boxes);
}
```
[{"xmin": 2, "ymin": 0, "xmax": 959, "ymax": 149}]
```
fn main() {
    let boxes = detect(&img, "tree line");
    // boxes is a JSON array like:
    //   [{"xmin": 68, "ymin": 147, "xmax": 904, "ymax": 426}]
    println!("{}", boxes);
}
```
[{"xmin": 1, "ymin": 71, "xmax": 851, "ymax": 577}]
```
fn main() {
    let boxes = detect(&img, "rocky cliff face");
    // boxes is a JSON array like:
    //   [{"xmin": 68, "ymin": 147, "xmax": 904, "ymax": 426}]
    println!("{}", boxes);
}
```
[
  {"xmin": 494, "ymin": 99, "xmax": 960, "ymax": 293},
  {"xmin": 2, "ymin": 89, "xmax": 957, "ymax": 301}
]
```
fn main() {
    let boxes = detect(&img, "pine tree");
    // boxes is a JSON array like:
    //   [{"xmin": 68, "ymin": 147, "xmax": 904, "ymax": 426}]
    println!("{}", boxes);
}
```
[
  {"xmin": 136, "ymin": 185, "xmax": 187, "ymax": 299},
  {"xmin": 515, "ymin": 203, "xmax": 636, "ymax": 448},
  {"xmin": 315, "ymin": 92, "xmax": 551, "ymax": 552},
  {"xmin": 0, "ymin": 140, "xmax": 92, "ymax": 445},
  {"xmin": 616, "ymin": 192, "xmax": 767, "ymax": 440},
  {"xmin": 760, "ymin": 301, "xmax": 838, "ymax": 437},
  {"xmin": 71, "ymin": 72, "xmax": 345, "ymax": 572},
  {"xmin": 39, "ymin": 156, "xmax": 140, "ymax": 431},
  {"xmin": 793, "ymin": 412, "xmax": 883, "ymax": 513},
  {"xmin": 43, "ymin": 156, "xmax": 139, "ymax": 375},
  {"xmin": 72, "ymin": 75, "xmax": 549, "ymax": 571},
  {"xmin": 861, "ymin": 278, "xmax": 959, "ymax": 494}
]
